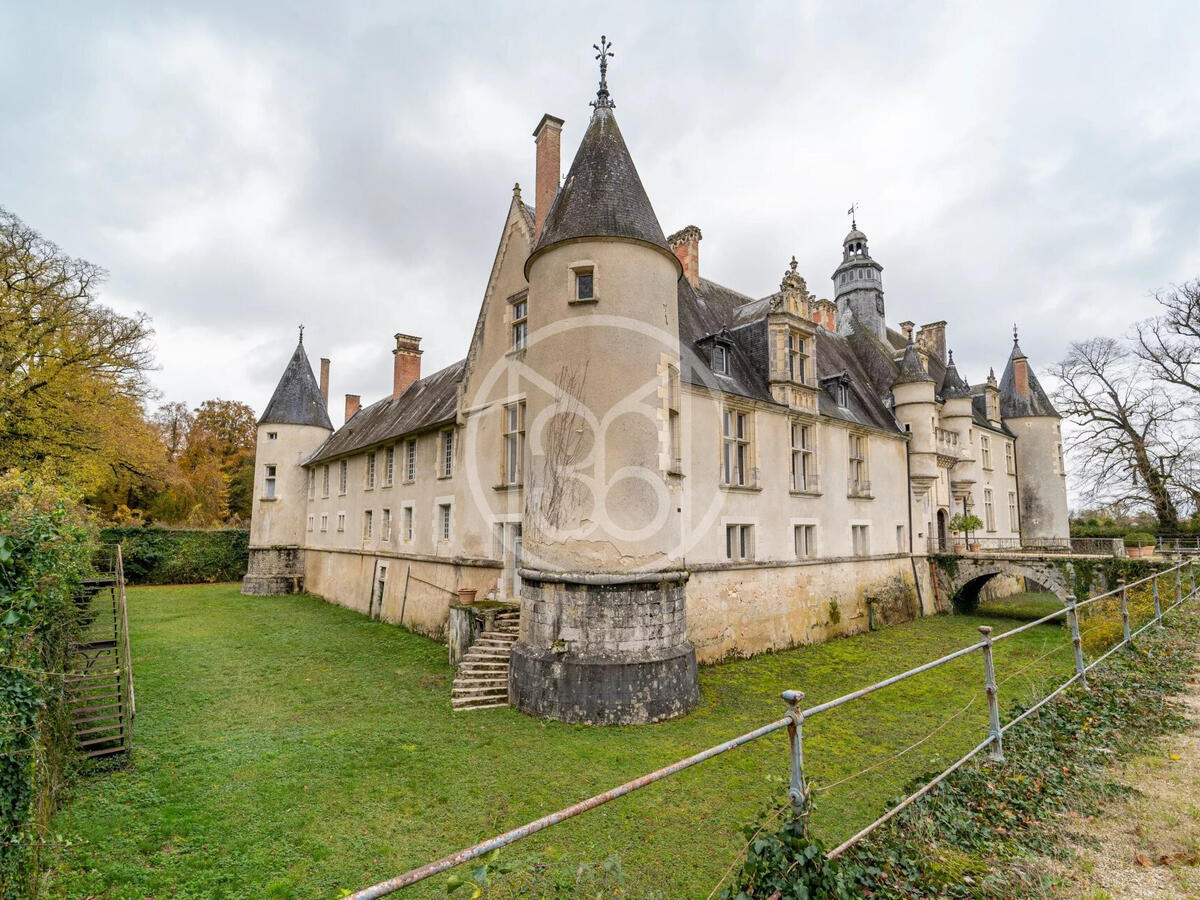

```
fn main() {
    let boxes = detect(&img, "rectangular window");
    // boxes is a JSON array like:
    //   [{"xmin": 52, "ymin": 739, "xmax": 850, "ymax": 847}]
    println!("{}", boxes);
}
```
[
  {"xmin": 440, "ymin": 429, "xmax": 454, "ymax": 478},
  {"xmin": 503, "ymin": 402, "xmax": 525, "ymax": 485},
  {"xmin": 794, "ymin": 524, "xmax": 816, "ymax": 559},
  {"xmin": 512, "ymin": 297, "xmax": 528, "ymax": 350},
  {"xmin": 848, "ymin": 435, "xmax": 869, "ymax": 495},
  {"xmin": 575, "ymin": 269, "xmax": 594, "ymax": 301},
  {"xmin": 385, "ymin": 446, "xmax": 395, "ymax": 485},
  {"xmin": 267, "ymin": 431, "xmax": 277, "ymax": 440},
  {"xmin": 439, "ymin": 503, "xmax": 452, "ymax": 541},
  {"xmin": 786, "ymin": 332, "xmax": 807, "ymax": 383},
  {"xmin": 403, "ymin": 505, "xmax": 414, "ymax": 542},
  {"xmin": 790, "ymin": 423, "xmax": 815, "ymax": 492},
  {"xmin": 364, "ymin": 509, "xmax": 373, "ymax": 539},
  {"xmin": 339, "ymin": 460, "xmax": 348, "ymax": 494},
  {"xmin": 367, "ymin": 452, "xmax": 376, "ymax": 488},
  {"xmin": 320, "ymin": 513, "xmax": 328, "ymax": 532},
  {"xmin": 721, "ymin": 409, "xmax": 750, "ymax": 486},
  {"xmin": 1004, "ymin": 441, "xmax": 1015, "ymax": 475},
  {"xmin": 897, "ymin": 524, "xmax": 906, "ymax": 551},
  {"xmin": 725, "ymin": 524, "xmax": 753, "ymax": 560},
  {"xmin": 381, "ymin": 508, "xmax": 391, "ymax": 542},
  {"xmin": 264, "ymin": 464, "xmax": 277, "ymax": 499},
  {"xmin": 1008, "ymin": 491, "xmax": 1019, "ymax": 531},
  {"xmin": 980, "ymin": 435, "xmax": 992, "ymax": 470},
  {"xmin": 336, "ymin": 512, "xmax": 346, "ymax": 533},
  {"xmin": 405, "ymin": 439, "xmax": 416, "ymax": 482},
  {"xmin": 306, "ymin": 514, "xmax": 314, "ymax": 532},
  {"xmin": 712, "ymin": 344, "xmax": 728, "ymax": 375},
  {"xmin": 984, "ymin": 489, "xmax": 996, "ymax": 532},
  {"xmin": 322, "ymin": 464, "xmax": 330, "ymax": 497},
  {"xmin": 667, "ymin": 365, "xmax": 681, "ymax": 473},
  {"xmin": 852, "ymin": 524, "xmax": 870, "ymax": 557}
]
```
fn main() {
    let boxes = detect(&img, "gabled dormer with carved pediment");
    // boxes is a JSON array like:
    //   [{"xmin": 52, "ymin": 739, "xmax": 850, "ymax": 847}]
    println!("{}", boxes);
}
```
[{"xmin": 768, "ymin": 257, "xmax": 820, "ymax": 415}]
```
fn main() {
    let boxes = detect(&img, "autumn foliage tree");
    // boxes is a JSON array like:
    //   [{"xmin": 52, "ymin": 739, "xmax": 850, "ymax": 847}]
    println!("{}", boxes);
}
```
[{"xmin": 0, "ymin": 207, "xmax": 163, "ymax": 495}]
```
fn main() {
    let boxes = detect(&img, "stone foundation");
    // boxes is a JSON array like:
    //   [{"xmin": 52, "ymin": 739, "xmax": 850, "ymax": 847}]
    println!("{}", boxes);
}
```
[
  {"xmin": 241, "ymin": 545, "xmax": 305, "ymax": 595},
  {"xmin": 509, "ymin": 573, "xmax": 700, "ymax": 724}
]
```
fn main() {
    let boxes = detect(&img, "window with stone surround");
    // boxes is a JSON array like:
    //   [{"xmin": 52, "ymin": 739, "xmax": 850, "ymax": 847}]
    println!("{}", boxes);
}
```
[
  {"xmin": 366, "ymin": 451, "xmax": 376, "ymax": 488},
  {"xmin": 385, "ymin": 446, "xmax": 395, "ymax": 485},
  {"xmin": 381, "ymin": 508, "xmax": 391, "ymax": 542},
  {"xmin": 984, "ymin": 489, "xmax": 996, "ymax": 532},
  {"xmin": 852, "ymin": 524, "xmax": 870, "ymax": 556},
  {"xmin": 363, "ymin": 509, "xmax": 373, "ymax": 539},
  {"xmin": 1005, "ymin": 441, "xmax": 1015, "ymax": 474},
  {"xmin": 339, "ymin": 460, "xmax": 348, "ymax": 494},
  {"xmin": 503, "ymin": 402, "xmax": 525, "ymax": 486},
  {"xmin": 439, "ymin": 503, "xmax": 452, "ymax": 542},
  {"xmin": 1008, "ymin": 491, "xmax": 1019, "ymax": 531},
  {"xmin": 264, "ymin": 464, "xmax": 277, "ymax": 499},
  {"xmin": 439, "ymin": 429, "xmax": 454, "ymax": 478},
  {"xmin": 721, "ymin": 408, "xmax": 752, "ymax": 487},
  {"xmin": 794, "ymin": 524, "xmax": 816, "ymax": 559},
  {"xmin": 790, "ymin": 422, "xmax": 816, "ymax": 492},
  {"xmin": 726, "ymin": 524, "xmax": 754, "ymax": 560},
  {"xmin": 322, "ymin": 464, "xmax": 330, "ymax": 497},
  {"xmin": 980, "ymin": 435, "xmax": 992, "ymax": 470},
  {"xmin": 511, "ymin": 294, "xmax": 528, "ymax": 350},
  {"xmin": 848, "ymin": 434, "xmax": 870, "ymax": 496},
  {"xmin": 404, "ymin": 439, "xmax": 416, "ymax": 482}
]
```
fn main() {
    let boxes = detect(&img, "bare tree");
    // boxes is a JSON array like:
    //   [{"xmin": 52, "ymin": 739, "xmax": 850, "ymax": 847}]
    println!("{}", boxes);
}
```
[
  {"xmin": 1135, "ymin": 279, "xmax": 1200, "ymax": 397},
  {"xmin": 1052, "ymin": 337, "xmax": 1179, "ymax": 529}
]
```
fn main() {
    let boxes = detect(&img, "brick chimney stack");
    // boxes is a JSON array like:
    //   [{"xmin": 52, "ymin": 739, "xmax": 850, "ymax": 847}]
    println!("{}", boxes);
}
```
[
  {"xmin": 344, "ymin": 394, "xmax": 360, "ymax": 424},
  {"xmin": 668, "ymin": 226, "xmax": 702, "ymax": 290},
  {"xmin": 319, "ymin": 358, "xmax": 330, "ymax": 405},
  {"xmin": 916, "ymin": 321, "xmax": 948, "ymax": 365},
  {"xmin": 392, "ymin": 333, "xmax": 422, "ymax": 399},
  {"xmin": 533, "ymin": 114, "xmax": 564, "ymax": 241}
]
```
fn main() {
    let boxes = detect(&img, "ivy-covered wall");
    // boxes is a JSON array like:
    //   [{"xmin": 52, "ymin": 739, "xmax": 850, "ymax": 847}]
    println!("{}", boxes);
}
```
[{"xmin": 99, "ymin": 527, "xmax": 249, "ymax": 585}]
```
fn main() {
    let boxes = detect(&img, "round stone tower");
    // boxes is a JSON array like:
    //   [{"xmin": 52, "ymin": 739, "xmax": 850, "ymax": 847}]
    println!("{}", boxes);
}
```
[
  {"xmin": 242, "ymin": 331, "xmax": 333, "ymax": 595},
  {"xmin": 1000, "ymin": 330, "xmax": 1070, "ymax": 541},
  {"xmin": 508, "ymin": 53, "xmax": 700, "ymax": 724},
  {"xmin": 832, "ymin": 221, "xmax": 886, "ymax": 342}
]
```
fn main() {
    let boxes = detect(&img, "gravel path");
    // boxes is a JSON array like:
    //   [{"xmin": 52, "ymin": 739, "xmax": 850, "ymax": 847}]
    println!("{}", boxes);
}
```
[{"xmin": 1046, "ymin": 660, "xmax": 1200, "ymax": 898}]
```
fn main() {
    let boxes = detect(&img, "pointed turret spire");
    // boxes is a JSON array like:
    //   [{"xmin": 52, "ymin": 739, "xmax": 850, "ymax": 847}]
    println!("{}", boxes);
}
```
[
  {"xmin": 894, "ymin": 337, "xmax": 934, "ymax": 385},
  {"xmin": 259, "ymin": 334, "xmax": 333, "ymax": 429},
  {"xmin": 527, "ymin": 40, "xmax": 673, "ymax": 272},
  {"xmin": 941, "ymin": 348, "xmax": 972, "ymax": 398}
]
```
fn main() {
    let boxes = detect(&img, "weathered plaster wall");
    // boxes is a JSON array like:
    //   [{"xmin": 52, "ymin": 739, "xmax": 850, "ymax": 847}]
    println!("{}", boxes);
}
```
[
  {"xmin": 685, "ymin": 555, "xmax": 920, "ymax": 663},
  {"xmin": 1011, "ymin": 416, "xmax": 1070, "ymax": 541},
  {"xmin": 249, "ymin": 423, "xmax": 330, "ymax": 548}
]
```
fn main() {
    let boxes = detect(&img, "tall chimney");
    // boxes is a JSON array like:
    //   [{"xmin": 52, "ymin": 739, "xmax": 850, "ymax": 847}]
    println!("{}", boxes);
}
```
[
  {"xmin": 916, "ymin": 321, "xmax": 948, "ymax": 365},
  {"xmin": 344, "ymin": 393, "xmax": 360, "ymax": 424},
  {"xmin": 668, "ymin": 226, "xmax": 702, "ymax": 290},
  {"xmin": 533, "ymin": 114, "xmax": 564, "ymax": 240},
  {"xmin": 392, "ymin": 333, "xmax": 423, "ymax": 399},
  {"xmin": 319, "ymin": 357, "xmax": 330, "ymax": 405},
  {"xmin": 1013, "ymin": 357, "xmax": 1029, "ymax": 397}
]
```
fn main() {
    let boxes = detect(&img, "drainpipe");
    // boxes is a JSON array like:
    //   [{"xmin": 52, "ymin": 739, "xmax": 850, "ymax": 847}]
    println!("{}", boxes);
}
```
[{"xmin": 904, "ymin": 430, "xmax": 925, "ymax": 616}]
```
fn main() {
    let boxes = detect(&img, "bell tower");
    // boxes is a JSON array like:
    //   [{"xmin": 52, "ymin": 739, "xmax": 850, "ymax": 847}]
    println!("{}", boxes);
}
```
[{"xmin": 832, "ymin": 210, "xmax": 885, "ymax": 341}]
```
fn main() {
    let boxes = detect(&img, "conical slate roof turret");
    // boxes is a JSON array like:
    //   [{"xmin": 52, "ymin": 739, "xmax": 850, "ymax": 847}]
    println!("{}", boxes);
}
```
[
  {"xmin": 940, "ymin": 349, "xmax": 972, "ymax": 398},
  {"xmin": 527, "ymin": 72, "xmax": 674, "ymax": 274},
  {"xmin": 259, "ymin": 333, "xmax": 333, "ymax": 430},
  {"xmin": 893, "ymin": 338, "xmax": 934, "ymax": 385},
  {"xmin": 999, "ymin": 327, "xmax": 1058, "ymax": 418}
]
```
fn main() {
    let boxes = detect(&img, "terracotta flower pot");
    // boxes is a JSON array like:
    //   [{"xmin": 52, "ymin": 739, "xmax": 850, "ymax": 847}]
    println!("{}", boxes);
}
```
[{"xmin": 457, "ymin": 587, "xmax": 477, "ymax": 605}]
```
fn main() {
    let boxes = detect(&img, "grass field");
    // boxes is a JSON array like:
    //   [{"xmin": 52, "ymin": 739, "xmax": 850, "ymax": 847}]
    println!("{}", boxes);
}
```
[{"xmin": 43, "ymin": 585, "xmax": 1087, "ymax": 899}]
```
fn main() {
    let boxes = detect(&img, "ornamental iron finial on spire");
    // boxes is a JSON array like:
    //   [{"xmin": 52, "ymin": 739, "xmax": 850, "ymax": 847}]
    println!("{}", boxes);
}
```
[
  {"xmin": 780, "ymin": 255, "xmax": 804, "ymax": 293},
  {"xmin": 591, "ymin": 35, "xmax": 615, "ymax": 110},
  {"xmin": 298, "ymin": 324, "xmax": 305, "ymax": 345},
  {"xmin": 847, "ymin": 202, "xmax": 859, "ymax": 230},
  {"xmin": 1013, "ymin": 323, "xmax": 1019, "ymax": 345}
]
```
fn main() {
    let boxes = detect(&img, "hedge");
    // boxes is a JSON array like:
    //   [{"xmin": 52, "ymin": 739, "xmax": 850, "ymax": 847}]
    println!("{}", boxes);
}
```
[{"xmin": 99, "ymin": 527, "xmax": 249, "ymax": 585}]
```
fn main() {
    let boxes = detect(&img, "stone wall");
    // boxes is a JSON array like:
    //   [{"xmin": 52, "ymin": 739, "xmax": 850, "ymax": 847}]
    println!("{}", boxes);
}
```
[
  {"xmin": 685, "ymin": 555, "xmax": 921, "ymax": 663},
  {"xmin": 241, "ymin": 545, "xmax": 304, "ymax": 595}
]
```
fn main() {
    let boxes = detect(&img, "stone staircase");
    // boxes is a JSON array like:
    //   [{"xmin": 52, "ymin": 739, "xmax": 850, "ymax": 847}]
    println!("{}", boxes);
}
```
[{"xmin": 451, "ymin": 608, "xmax": 519, "ymax": 711}]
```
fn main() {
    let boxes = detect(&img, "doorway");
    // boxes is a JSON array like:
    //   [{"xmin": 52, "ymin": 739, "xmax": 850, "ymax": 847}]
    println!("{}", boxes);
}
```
[{"xmin": 936, "ymin": 509, "xmax": 948, "ymax": 552}]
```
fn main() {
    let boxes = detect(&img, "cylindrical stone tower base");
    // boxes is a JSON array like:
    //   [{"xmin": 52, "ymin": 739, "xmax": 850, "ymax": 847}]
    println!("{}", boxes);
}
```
[
  {"xmin": 509, "ymin": 571, "xmax": 700, "ymax": 724},
  {"xmin": 241, "ymin": 545, "xmax": 305, "ymax": 596}
]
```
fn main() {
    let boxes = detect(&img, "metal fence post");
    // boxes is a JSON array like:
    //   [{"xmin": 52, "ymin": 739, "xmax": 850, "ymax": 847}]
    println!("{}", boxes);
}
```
[
  {"xmin": 1119, "ymin": 578, "xmax": 1131, "ymax": 647},
  {"xmin": 1191, "ymin": 559, "xmax": 1196, "ymax": 600},
  {"xmin": 1066, "ymin": 594, "xmax": 1087, "ymax": 689},
  {"xmin": 978, "ymin": 626, "xmax": 1004, "ymax": 761},
  {"xmin": 781, "ymin": 690, "xmax": 808, "ymax": 828},
  {"xmin": 1177, "ymin": 565, "xmax": 1183, "ymax": 608},
  {"xmin": 1153, "ymin": 574, "xmax": 1162, "ymax": 627}
]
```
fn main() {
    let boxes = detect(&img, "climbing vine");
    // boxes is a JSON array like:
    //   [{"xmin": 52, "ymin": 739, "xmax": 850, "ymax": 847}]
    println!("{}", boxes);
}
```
[{"xmin": 0, "ymin": 473, "xmax": 93, "ymax": 897}]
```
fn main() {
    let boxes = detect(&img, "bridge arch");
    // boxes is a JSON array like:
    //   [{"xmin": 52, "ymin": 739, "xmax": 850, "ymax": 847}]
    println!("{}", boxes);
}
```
[{"xmin": 935, "ymin": 557, "xmax": 1077, "ymax": 615}]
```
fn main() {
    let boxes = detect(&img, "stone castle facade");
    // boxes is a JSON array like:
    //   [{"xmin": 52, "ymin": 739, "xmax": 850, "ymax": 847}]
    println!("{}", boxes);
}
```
[{"xmin": 243, "ymin": 59, "xmax": 1069, "ymax": 724}]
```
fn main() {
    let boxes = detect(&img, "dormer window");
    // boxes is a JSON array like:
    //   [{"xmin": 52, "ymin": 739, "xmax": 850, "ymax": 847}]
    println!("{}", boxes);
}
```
[
  {"xmin": 837, "ymin": 382, "xmax": 850, "ymax": 407},
  {"xmin": 712, "ymin": 344, "xmax": 729, "ymax": 375}
]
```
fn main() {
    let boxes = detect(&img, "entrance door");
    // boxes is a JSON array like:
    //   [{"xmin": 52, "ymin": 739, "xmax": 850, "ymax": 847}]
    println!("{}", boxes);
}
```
[{"xmin": 936, "ymin": 509, "xmax": 948, "ymax": 551}]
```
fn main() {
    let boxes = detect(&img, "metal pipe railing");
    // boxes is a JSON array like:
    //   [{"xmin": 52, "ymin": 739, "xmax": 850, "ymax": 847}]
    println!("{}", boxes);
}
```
[{"xmin": 347, "ymin": 559, "xmax": 1195, "ymax": 898}]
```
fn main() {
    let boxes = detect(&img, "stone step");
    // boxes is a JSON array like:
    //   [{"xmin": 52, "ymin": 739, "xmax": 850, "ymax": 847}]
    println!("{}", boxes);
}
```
[
  {"xmin": 464, "ymin": 647, "xmax": 511, "ymax": 659},
  {"xmin": 480, "ymin": 630, "xmax": 517, "ymax": 640},
  {"xmin": 451, "ymin": 700, "xmax": 509, "ymax": 711},
  {"xmin": 451, "ymin": 686, "xmax": 509, "ymax": 699},
  {"xmin": 452, "ymin": 677, "xmax": 508, "ymax": 689},
  {"xmin": 458, "ymin": 661, "xmax": 510, "ymax": 671},
  {"xmin": 474, "ymin": 639, "xmax": 515, "ymax": 649}
]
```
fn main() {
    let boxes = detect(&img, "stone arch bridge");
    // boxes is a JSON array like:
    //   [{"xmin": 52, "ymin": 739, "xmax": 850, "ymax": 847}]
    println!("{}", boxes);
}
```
[{"xmin": 931, "ymin": 553, "xmax": 1116, "ymax": 614}]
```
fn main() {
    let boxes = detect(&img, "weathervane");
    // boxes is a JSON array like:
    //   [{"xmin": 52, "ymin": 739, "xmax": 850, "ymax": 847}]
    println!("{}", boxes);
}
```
[
  {"xmin": 591, "ymin": 35, "xmax": 615, "ymax": 109},
  {"xmin": 847, "ymin": 202, "xmax": 859, "ymax": 230},
  {"xmin": 298, "ymin": 324, "xmax": 305, "ymax": 344},
  {"xmin": 1013, "ymin": 323, "xmax": 1019, "ymax": 344}
]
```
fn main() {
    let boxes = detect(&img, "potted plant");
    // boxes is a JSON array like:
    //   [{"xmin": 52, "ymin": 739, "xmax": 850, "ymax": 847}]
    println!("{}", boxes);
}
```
[
  {"xmin": 949, "ymin": 513, "xmax": 984, "ymax": 552},
  {"xmin": 1123, "ymin": 532, "xmax": 1155, "ymax": 559}
]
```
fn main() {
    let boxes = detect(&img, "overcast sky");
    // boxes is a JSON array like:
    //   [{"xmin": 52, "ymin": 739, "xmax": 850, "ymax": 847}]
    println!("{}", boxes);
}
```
[{"xmin": 4, "ymin": 1, "xmax": 1198, "ymax": 421}]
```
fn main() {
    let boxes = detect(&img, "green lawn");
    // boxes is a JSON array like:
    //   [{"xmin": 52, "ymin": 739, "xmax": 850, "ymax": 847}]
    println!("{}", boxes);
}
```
[
  {"xmin": 976, "ymin": 590, "xmax": 1066, "ymax": 621},
  {"xmin": 43, "ymin": 584, "xmax": 1079, "ymax": 899}
]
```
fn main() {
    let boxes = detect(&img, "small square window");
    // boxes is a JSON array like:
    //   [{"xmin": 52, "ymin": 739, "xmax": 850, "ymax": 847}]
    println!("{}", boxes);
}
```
[
  {"xmin": 267, "ymin": 432, "xmax": 277, "ymax": 440},
  {"xmin": 576, "ymin": 270, "xmax": 594, "ymax": 301}
]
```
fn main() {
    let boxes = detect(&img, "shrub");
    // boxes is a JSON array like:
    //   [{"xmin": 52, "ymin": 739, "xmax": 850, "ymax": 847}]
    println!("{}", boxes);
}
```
[
  {"xmin": 0, "ymin": 472, "xmax": 95, "ymax": 897},
  {"xmin": 1123, "ymin": 532, "xmax": 1155, "ymax": 548},
  {"xmin": 99, "ymin": 526, "xmax": 249, "ymax": 584}
]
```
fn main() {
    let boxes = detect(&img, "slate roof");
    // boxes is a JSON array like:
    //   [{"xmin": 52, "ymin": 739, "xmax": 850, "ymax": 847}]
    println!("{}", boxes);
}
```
[
  {"xmin": 999, "ymin": 341, "xmax": 1059, "ymax": 418},
  {"xmin": 306, "ymin": 359, "xmax": 465, "ymax": 465},
  {"xmin": 530, "ymin": 106, "xmax": 671, "ymax": 263},
  {"xmin": 259, "ymin": 340, "xmax": 333, "ymax": 430},
  {"xmin": 894, "ymin": 339, "xmax": 935, "ymax": 385},
  {"xmin": 679, "ymin": 279, "xmax": 901, "ymax": 434},
  {"xmin": 940, "ymin": 351, "xmax": 973, "ymax": 399}
]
